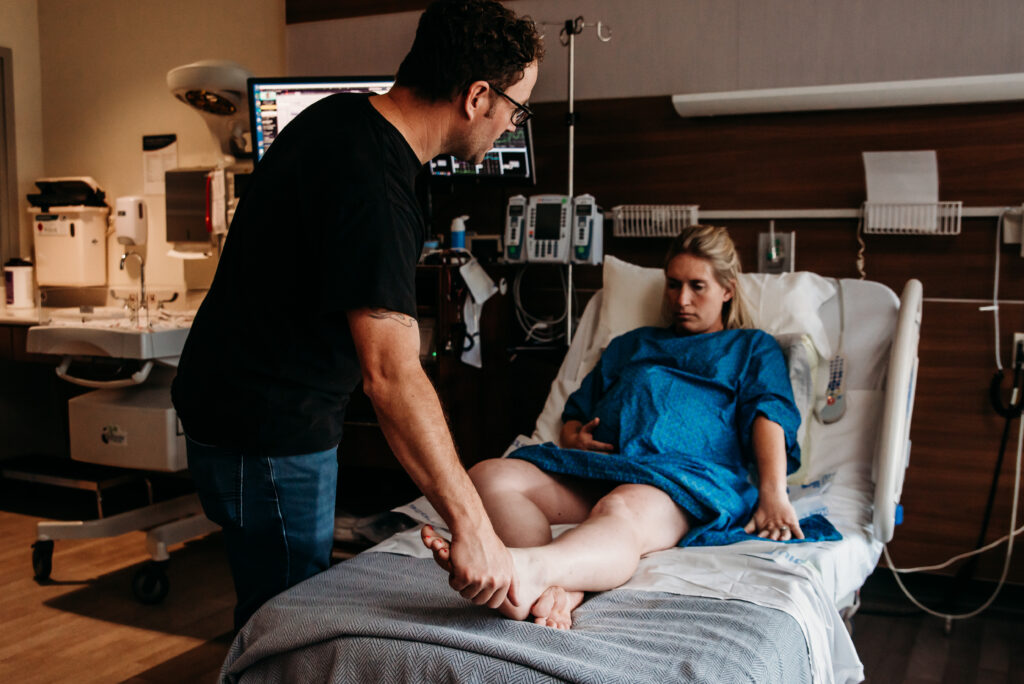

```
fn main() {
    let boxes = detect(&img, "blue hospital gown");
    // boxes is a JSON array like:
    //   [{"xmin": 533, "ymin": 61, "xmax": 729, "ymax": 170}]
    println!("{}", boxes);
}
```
[{"xmin": 509, "ymin": 326, "xmax": 840, "ymax": 546}]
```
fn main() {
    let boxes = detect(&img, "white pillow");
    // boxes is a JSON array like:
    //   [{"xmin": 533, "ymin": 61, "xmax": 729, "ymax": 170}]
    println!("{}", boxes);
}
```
[
  {"xmin": 599, "ymin": 255, "xmax": 669, "ymax": 341},
  {"xmin": 739, "ymin": 272, "xmax": 836, "ymax": 359},
  {"xmin": 599, "ymin": 257, "xmax": 836, "ymax": 356}
]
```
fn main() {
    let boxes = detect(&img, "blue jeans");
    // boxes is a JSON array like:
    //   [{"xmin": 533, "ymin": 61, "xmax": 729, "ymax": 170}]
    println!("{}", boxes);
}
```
[{"xmin": 186, "ymin": 435, "xmax": 338, "ymax": 631}]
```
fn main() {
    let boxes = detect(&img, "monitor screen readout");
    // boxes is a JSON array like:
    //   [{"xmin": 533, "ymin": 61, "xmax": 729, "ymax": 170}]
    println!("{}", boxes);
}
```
[
  {"xmin": 428, "ymin": 126, "xmax": 532, "ymax": 181},
  {"xmin": 534, "ymin": 203, "xmax": 563, "ymax": 241}
]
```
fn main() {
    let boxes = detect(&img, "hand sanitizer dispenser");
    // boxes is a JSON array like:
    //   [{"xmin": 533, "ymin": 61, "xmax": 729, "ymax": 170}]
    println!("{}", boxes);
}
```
[
  {"xmin": 450, "ymin": 215, "xmax": 468, "ymax": 249},
  {"xmin": 115, "ymin": 197, "xmax": 147, "ymax": 246}
]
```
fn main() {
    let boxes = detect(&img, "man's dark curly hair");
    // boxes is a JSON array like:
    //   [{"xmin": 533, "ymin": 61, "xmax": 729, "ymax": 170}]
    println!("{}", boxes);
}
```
[{"xmin": 395, "ymin": 0, "xmax": 543, "ymax": 102}]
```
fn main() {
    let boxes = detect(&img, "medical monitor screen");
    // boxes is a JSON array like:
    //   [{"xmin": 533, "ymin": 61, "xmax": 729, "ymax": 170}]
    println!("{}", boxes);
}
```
[
  {"xmin": 249, "ymin": 76, "xmax": 535, "ymax": 183},
  {"xmin": 428, "ymin": 123, "xmax": 535, "ymax": 184},
  {"xmin": 248, "ymin": 76, "xmax": 395, "ymax": 161},
  {"xmin": 534, "ymin": 203, "xmax": 562, "ymax": 240}
]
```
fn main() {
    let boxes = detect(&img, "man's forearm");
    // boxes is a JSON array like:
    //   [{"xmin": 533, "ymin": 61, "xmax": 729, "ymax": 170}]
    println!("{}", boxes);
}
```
[{"xmin": 365, "ymin": 365, "xmax": 492, "ymax": 536}]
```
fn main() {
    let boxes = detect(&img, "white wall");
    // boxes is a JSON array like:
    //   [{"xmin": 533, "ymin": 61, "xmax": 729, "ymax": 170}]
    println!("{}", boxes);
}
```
[
  {"xmin": 287, "ymin": 0, "xmax": 1024, "ymax": 103},
  {"xmin": 0, "ymin": 0, "xmax": 45, "ymax": 260},
  {"xmin": 36, "ymin": 0, "xmax": 286, "ymax": 295}
]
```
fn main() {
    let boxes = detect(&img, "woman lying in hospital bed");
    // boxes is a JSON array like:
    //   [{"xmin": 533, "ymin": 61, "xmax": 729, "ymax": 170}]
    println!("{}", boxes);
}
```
[{"xmin": 421, "ymin": 224, "xmax": 840, "ymax": 629}]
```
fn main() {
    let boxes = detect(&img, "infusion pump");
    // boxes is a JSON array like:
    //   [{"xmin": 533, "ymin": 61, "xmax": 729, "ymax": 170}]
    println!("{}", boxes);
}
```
[{"xmin": 504, "ymin": 194, "xmax": 603, "ymax": 264}]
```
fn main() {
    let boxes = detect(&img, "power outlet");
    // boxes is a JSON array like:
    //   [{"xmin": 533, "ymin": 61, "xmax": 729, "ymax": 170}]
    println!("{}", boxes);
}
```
[
  {"xmin": 757, "ymin": 231, "xmax": 795, "ymax": 273},
  {"xmin": 1014, "ymin": 333, "xmax": 1024, "ymax": 367}
]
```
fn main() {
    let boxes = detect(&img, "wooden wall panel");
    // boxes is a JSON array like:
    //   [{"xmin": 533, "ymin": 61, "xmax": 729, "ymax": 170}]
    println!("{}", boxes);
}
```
[{"xmin": 538, "ymin": 98, "xmax": 1024, "ymax": 210}]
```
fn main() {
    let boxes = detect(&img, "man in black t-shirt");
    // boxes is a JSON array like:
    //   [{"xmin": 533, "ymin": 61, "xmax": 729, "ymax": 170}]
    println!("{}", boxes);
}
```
[{"xmin": 172, "ymin": 0, "xmax": 542, "ymax": 630}]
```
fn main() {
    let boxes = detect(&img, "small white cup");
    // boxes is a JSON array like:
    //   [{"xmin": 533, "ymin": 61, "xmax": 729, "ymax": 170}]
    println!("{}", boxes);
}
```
[{"xmin": 4, "ymin": 261, "xmax": 35, "ymax": 309}]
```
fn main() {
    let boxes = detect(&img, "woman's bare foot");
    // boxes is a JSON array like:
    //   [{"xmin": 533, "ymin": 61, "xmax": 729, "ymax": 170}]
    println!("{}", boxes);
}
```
[
  {"xmin": 420, "ymin": 526, "xmax": 581, "ymax": 628},
  {"xmin": 530, "ymin": 586, "xmax": 584, "ymax": 630},
  {"xmin": 420, "ymin": 525, "xmax": 453, "ymax": 572}
]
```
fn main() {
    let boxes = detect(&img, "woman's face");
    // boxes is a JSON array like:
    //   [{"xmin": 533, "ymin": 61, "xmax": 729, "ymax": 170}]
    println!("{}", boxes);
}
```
[{"xmin": 664, "ymin": 253, "xmax": 733, "ymax": 336}]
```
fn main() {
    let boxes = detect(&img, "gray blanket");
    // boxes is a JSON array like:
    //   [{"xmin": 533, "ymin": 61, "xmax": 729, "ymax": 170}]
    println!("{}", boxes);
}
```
[{"xmin": 223, "ymin": 552, "xmax": 811, "ymax": 683}]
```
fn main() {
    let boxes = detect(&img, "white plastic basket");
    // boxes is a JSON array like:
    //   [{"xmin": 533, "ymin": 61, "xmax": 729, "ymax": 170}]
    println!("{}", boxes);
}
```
[
  {"xmin": 862, "ymin": 201, "xmax": 962, "ymax": 235},
  {"xmin": 612, "ymin": 204, "xmax": 699, "ymax": 238}
]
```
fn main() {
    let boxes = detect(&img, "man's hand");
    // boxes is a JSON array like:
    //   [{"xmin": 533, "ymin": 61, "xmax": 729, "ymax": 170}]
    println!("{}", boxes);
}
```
[
  {"xmin": 448, "ymin": 527, "xmax": 519, "ymax": 610},
  {"xmin": 562, "ymin": 418, "xmax": 615, "ymax": 453}
]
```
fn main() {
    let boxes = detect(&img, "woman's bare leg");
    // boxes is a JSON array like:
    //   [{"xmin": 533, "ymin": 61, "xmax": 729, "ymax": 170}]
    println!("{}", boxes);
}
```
[
  {"xmin": 423, "ymin": 480, "xmax": 689, "ymax": 628},
  {"xmin": 467, "ymin": 458, "xmax": 609, "ymax": 547},
  {"xmin": 504, "ymin": 483, "xmax": 688, "ymax": 624}
]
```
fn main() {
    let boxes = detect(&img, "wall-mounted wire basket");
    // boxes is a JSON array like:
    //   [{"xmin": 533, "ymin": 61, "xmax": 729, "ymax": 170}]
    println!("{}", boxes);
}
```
[
  {"xmin": 612, "ymin": 204, "xmax": 699, "ymax": 238},
  {"xmin": 862, "ymin": 201, "xmax": 962, "ymax": 235}
]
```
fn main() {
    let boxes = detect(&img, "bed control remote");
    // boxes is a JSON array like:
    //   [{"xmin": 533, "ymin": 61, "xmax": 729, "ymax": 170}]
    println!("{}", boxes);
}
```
[{"xmin": 818, "ymin": 354, "xmax": 846, "ymax": 423}]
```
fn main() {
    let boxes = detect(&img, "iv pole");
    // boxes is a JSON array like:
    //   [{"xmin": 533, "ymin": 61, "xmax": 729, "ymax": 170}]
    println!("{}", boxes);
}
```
[{"xmin": 547, "ymin": 16, "xmax": 610, "ymax": 345}]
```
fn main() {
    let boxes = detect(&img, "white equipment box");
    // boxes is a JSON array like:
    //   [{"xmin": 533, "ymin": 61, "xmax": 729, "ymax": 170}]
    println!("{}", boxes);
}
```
[
  {"xmin": 30, "ymin": 205, "xmax": 109, "ymax": 287},
  {"xmin": 68, "ymin": 382, "xmax": 186, "ymax": 472},
  {"xmin": 28, "ymin": 177, "xmax": 109, "ymax": 287}
]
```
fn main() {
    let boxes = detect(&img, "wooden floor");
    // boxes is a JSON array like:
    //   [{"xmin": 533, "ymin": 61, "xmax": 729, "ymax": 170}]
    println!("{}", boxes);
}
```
[
  {"xmin": 2, "ymin": 491, "xmax": 1023, "ymax": 683},
  {"xmin": 853, "ymin": 572, "xmax": 1024, "ymax": 684},
  {"xmin": 0, "ymin": 487, "xmax": 234, "ymax": 684}
]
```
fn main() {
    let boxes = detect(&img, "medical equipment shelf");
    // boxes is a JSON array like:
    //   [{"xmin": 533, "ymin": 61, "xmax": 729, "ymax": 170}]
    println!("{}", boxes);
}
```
[
  {"xmin": 862, "ymin": 201, "xmax": 962, "ymax": 235},
  {"xmin": 697, "ymin": 205, "xmax": 1003, "ymax": 221}
]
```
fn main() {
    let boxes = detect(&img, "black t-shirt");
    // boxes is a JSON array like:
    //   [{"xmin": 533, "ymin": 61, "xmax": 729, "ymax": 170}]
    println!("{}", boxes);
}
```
[{"xmin": 171, "ymin": 94, "xmax": 425, "ymax": 455}]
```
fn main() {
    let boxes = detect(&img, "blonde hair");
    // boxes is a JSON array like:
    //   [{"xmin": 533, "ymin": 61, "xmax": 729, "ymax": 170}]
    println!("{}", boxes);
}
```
[{"xmin": 664, "ymin": 224, "xmax": 751, "ymax": 330}]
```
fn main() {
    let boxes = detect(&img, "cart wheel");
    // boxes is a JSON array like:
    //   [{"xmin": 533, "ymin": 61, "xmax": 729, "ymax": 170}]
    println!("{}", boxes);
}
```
[
  {"xmin": 132, "ymin": 562, "xmax": 170, "ymax": 605},
  {"xmin": 32, "ymin": 540, "xmax": 54, "ymax": 581}
]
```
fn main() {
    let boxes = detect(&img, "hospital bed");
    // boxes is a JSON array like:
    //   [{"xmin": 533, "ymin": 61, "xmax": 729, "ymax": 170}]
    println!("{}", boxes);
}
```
[{"xmin": 218, "ymin": 259, "xmax": 922, "ymax": 684}]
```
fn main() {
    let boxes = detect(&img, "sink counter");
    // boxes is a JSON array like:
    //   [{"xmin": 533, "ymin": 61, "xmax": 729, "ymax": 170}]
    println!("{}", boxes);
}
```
[{"xmin": 25, "ymin": 308, "xmax": 195, "ymax": 360}]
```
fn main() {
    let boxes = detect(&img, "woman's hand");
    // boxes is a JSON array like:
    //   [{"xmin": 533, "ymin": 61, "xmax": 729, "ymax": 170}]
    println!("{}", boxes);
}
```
[
  {"xmin": 747, "ymin": 416, "xmax": 802, "ymax": 541},
  {"xmin": 743, "ymin": 491, "xmax": 804, "ymax": 542},
  {"xmin": 561, "ymin": 418, "xmax": 615, "ymax": 453}
]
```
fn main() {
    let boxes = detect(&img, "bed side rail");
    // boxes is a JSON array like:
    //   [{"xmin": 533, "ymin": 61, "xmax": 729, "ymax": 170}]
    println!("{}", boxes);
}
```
[{"xmin": 873, "ymin": 279, "xmax": 923, "ymax": 543}]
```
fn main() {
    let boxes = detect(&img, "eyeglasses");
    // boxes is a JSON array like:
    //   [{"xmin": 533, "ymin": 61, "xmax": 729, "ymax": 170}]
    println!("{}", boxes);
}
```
[{"xmin": 489, "ymin": 83, "xmax": 534, "ymax": 128}]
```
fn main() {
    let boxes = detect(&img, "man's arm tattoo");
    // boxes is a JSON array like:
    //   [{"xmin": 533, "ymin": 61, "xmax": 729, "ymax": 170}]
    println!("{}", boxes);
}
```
[{"xmin": 368, "ymin": 309, "xmax": 415, "ymax": 327}]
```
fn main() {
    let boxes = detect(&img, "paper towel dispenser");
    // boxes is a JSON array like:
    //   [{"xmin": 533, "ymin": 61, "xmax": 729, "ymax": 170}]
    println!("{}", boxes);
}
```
[{"xmin": 165, "ymin": 167, "xmax": 244, "ymax": 244}]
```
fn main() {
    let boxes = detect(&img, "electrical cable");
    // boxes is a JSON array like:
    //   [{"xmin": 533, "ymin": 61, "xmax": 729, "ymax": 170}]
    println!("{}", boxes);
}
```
[
  {"xmin": 881, "ymin": 412, "xmax": 1020, "ymax": 621},
  {"xmin": 984, "ymin": 210, "xmax": 1008, "ymax": 370},
  {"xmin": 855, "ymin": 210, "xmax": 867, "ymax": 279},
  {"xmin": 887, "ymin": 521, "xmax": 1024, "ymax": 574},
  {"xmin": 512, "ymin": 265, "xmax": 573, "ymax": 344}
]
